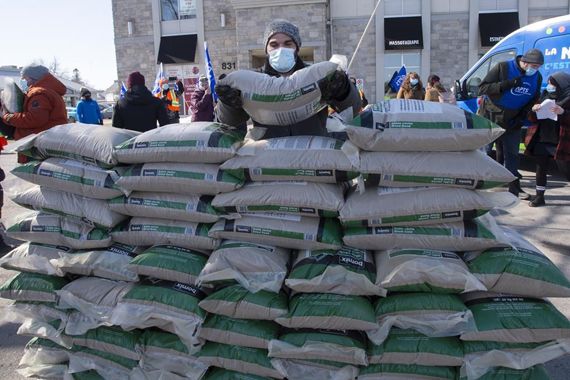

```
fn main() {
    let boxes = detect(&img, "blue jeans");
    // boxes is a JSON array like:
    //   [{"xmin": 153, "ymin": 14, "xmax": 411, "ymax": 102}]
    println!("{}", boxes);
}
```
[{"xmin": 496, "ymin": 129, "xmax": 521, "ymax": 177}]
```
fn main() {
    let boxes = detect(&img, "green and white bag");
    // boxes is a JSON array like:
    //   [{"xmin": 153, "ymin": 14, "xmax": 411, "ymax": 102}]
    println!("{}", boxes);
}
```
[
  {"xmin": 343, "ymin": 214, "xmax": 508, "ymax": 252},
  {"xmin": 0, "ymin": 272, "xmax": 68, "ymax": 303},
  {"xmin": 111, "ymin": 217, "xmax": 219, "ymax": 251},
  {"xmin": 219, "ymin": 136, "xmax": 359, "ymax": 183},
  {"xmin": 368, "ymin": 328, "xmax": 463, "ymax": 366},
  {"xmin": 212, "ymin": 181, "xmax": 346, "ymax": 218},
  {"xmin": 268, "ymin": 329, "xmax": 368, "ymax": 366},
  {"xmin": 358, "ymin": 150, "xmax": 515, "ymax": 190},
  {"xmin": 114, "ymin": 121, "xmax": 244, "ymax": 164},
  {"xmin": 209, "ymin": 215, "xmax": 343, "ymax": 251},
  {"xmin": 56, "ymin": 277, "xmax": 135, "ymax": 335},
  {"xmin": 367, "ymin": 293, "xmax": 475, "ymax": 345},
  {"xmin": 116, "ymin": 162, "xmax": 244, "ymax": 195},
  {"xmin": 275, "ymin": 293, "xmax": 377, "ymax": 331},
  {"xmin": 128, "ymin": 245, "xmax": 209, "ymax": 285},
  {"xmin": 109, "ymin": 192, "xmax": 221, "ymax": 223},
  {"xmin": 67, "ymin": 345, "xmax": 139, "ymax": 379},
  {"xmin": 375, "ymin": 249, "xmax": 486, "ymax": 293},
  {"xmin": 16, "ymin": 315, "xmax": 70, "ymax": 349},
  {"xmin": 462, "ymin": 340, "xmax": 570, "ymax": 380},
  {"xmin": 344, "ymin": 100, "xmax": 504, "ymax": 152},
  {"xmin": 111, "ymin": 279, "xmax": 207, "ymax": 348},
  {"xmin": 7, "ymin": 213, "xmax": 112, "ymax": 250},
  {"xmin": 12, "ymin": 185, "xmax": 127, "ymax": 229},
  {"xmin": 51, "ymin": 243, "xmax": 143, "ymax": 281},
  {"xmin": 269, "ymin": 359, "xmax": 359, "ymax": 380},
  {"xmin": 16, "ymin": 123, "xmax": 139, "ymax": 168},
  {"xmin": 459, "ymin": 365, "xmax": 551, "ymax": 380},
  {"xmin": 69, "ymin": 326, "xmax": 142, "ymax": 361},
  {"xmin": 0, "ymin": 242, "xmax": 68, "ymax": 276},
  {"xmin": 285, "ymin": 247, "xmax": 382, "ymax": 296},
  {"xmin": 340, "ymin": 187, "xmax": 516, "ymax": 227},
  {"xmin": 11, "ymin": 158, "xmax": 125, "ymax": 199},
  {"xmin": 19, "ymin": 337, "xmax": 70, "ymax": 371},
  {"xmin": 464, "ymin": 228, "xmax": 570, "ymax": 297},
  {"xmin": 358, "ymin": 363, "xmax": 457, "ymax": 380},
  {"xmin": 139, "ymin": 329, "xmax": 207, "ymax": 378},
  {"xmin": 218, "ymin": 61, "xmax": 338, "ymax": 127},
  {"xmin": 64, "ymin": 370, "xmax": 105, "ymax": 380},
  {"xmin": 199, "ymin": 284, "xmax": 288, "ymax": 320},
  {"xmin": 199, "ymin": 313, "xmax": 280, "ymax": 349},
  {"xmin": 203, "ymin": 368, "xmax": 271, "ymax": 380},
  {"xmin": 198, "ymin": 240, "xmax": 289, "ymax": 293},
  {"xmin": 197, "ymin": 341, "xmax": 283, "ymax": 379},
  {"xmin": 460, "ymin": 292, "xmax": 570, "ymax": 343}
]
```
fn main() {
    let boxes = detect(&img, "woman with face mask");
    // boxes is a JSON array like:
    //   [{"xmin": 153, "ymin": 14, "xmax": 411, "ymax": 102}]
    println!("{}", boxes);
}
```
[
  {"xmin": 396, "ymin": 72, "xmax": 425, "ymax": 100},
  {"xmin": 215, "ymin": 19, "xmax": 362, "ymax": 140},
  {"xmin": 525, "ymin": 71, "xmax": 570, "ymax": 207}
]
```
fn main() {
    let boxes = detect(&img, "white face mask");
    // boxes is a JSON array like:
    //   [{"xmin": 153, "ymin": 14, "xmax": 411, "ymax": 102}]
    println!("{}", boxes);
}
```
[
  {"xmin": 410, "ymin": 78, "xmax": 419, "ymax": 86},
  {"xmin": 268, "ymin": 47, "xmax": 296, "ymax": 73}
]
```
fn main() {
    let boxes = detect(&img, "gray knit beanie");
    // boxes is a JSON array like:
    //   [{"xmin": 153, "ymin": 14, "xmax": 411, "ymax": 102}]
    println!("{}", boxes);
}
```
[
  {"xmin": 263, "ymin": 19, "xmax": 301, "ymax": 52},
  {"xmin": 21, "ymin": 64, "xmax": 49, "ymax": 81},
  {"xmin": 521, "ymin": 48, "xmax": 544, "ymax": 65}
]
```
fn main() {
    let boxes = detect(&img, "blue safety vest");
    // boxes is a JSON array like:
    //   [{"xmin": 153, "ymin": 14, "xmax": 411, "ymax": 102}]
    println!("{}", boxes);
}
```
[{"xmin": 495, "ymin": 59, "xmax": 540, "ymax": 110}]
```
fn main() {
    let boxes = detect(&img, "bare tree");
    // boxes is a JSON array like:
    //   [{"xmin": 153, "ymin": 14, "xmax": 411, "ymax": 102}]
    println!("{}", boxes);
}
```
[{"xmin": 72, "ymin": 68, "xmax": 85, "ymax": 85}]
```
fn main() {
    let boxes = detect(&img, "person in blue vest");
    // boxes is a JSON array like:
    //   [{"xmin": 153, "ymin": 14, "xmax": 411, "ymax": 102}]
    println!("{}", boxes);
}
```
[
  {"xmin": 76, "ymin": 88, "xmax": 103, "ymax": 124},
  {"xmin": 478, "ymin": 49, "xmax": 544, "ymax": 199}
]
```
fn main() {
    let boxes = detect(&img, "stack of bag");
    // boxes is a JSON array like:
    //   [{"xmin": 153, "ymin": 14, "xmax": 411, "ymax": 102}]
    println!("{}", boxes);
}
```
[
  {"xmin": 338, "ymin": 99, "xmax": 570, "ymax": 380},
  {"xmin": 0, "ymin": 74, "xmax": 569, "ymax": 380}
]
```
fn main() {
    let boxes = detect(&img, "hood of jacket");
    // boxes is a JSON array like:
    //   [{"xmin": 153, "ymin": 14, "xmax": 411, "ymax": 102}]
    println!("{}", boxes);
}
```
[
  {"xmin": 551, "ymin": 71, "xmax": 570, "ymax": 106},
  {"xmin": 30, "ymin": 73, "xmax": 66, "ymax": 96},
  {"xmin": 124, "ymin": 85, "xmax": 156, "ymax": 105}
]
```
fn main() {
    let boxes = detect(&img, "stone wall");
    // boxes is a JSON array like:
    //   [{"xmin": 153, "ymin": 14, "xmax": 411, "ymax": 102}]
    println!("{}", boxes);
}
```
[
  {"xmin": 430, "ymin": 13, "xmax": 470, "ymax": 89},
  {"xmin": 112, "ymin": 0, "xmax": 156, "ymax": 86},
  {"xmin": 203, "ymin": 0, "xmax": 239, "ymax": 78}
]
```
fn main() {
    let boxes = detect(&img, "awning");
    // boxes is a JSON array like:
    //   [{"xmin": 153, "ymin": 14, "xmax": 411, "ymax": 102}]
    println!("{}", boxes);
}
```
[
  {"xmin": 157, "ymin": 34, "xmax": 198, "ymax": 64},
  {"xmin": 384, "ymin": 16, "xmax": 423, "ymax": 50},
  {"xmin": 479, "ymin": 12, "xmax": 520, "ymax": 47}
]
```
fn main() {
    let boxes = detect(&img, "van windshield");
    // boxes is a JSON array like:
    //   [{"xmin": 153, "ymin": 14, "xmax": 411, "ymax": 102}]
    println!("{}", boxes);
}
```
[{"xmin": 464, "ymin": 49, "xmax": 517, "ymax": 98}]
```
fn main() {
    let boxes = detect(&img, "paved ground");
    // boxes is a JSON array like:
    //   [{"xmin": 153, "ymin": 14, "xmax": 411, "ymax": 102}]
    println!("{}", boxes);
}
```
[{"xmin": 0, "ymin": 145, "xmax": 568, "ymax": 379}]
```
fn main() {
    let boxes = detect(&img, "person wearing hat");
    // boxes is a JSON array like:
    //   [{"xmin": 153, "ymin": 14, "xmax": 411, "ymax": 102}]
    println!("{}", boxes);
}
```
[
  {"xmin": 478, "ymin": 48, "xmax": 545, "ymax": 199},
  {"xmin": 215, "ymin": 18, "xmax": 361, "ymax": 139},
  {"xmin": 189, "ymin": 75, "xmax": 214, "ymax": 122},
  {"xmin": 112, "ymin": 71, "xmax": 169, "ymax": 132},
  {"xmin": 76, "ymin": 87, "xmax": 103, "ymax": 125},
  {"xmin": 1, "ymin": 64, "xmax": 67, "ymax": 140}
]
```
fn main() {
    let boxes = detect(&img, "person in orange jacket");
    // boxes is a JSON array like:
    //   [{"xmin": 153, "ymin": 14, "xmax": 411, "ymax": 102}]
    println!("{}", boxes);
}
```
[{"xmin": 2, "ymin": 64, "xmax": 67, "ymax": 140}]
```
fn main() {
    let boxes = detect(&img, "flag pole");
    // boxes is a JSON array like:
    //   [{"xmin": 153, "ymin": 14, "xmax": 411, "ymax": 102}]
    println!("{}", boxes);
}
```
[{"xmin": 347, "ymin": 0, "xmax": 383, "ymax": 73}]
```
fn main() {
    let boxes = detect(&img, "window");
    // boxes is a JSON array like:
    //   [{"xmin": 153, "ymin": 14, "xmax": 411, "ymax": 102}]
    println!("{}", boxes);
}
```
[
  {"xmin": 161, "ymin": 0, "xmax": 197, "ymax": 21},
  {"xmin": 384, "ymin": 0, "xmax": 421, "ymax": 16},
  {"xmin": 464, "ymin": 49, "xmax": 516, "ymax": 97},
  {"xmin": 384, "ymin": 52, "xmax": 421, "ymax": 89}
]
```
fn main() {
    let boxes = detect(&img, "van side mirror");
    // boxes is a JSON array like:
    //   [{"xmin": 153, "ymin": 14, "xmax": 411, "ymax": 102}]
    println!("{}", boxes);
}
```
[{"xmin": 453, "ymin": 79, "xmax": 464, "ymax": 99}]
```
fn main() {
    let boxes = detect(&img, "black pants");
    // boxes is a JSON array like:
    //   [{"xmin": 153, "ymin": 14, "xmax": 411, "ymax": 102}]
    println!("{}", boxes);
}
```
[
  {"xmin": 0, "ymin": 167, "xmax": 4, "ymax": 218},
  {"xmin": 534, "ymin": 155, "xmax": 549, "ymax": 189}
]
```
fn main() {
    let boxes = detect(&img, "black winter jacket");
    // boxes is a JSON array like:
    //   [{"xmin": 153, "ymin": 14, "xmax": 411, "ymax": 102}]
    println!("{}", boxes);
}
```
[{"xmin": 112, "ymin": 85, "xmax": 169, "ymax": 132}]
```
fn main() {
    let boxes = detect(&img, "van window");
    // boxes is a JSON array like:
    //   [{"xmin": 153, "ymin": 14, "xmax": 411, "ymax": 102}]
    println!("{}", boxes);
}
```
[{"xmin": 464, "ymin": 49, "xmax": 516, "ymax": 97}]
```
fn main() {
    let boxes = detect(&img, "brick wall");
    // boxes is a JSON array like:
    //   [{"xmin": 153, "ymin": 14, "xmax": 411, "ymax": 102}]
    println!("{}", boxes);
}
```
[{"xmin": 203, "ymin": 0, "xmax": 239, "ymax": 78}]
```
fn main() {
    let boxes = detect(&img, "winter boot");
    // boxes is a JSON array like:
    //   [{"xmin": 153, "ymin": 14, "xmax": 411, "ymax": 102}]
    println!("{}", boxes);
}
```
[
  {"xmin": 529, "ymin": 189, "xmax": 546, "ymax": 207},
  {"xmin": 509, "ymin": 179, "xmax": 530, "ymax": 200}
]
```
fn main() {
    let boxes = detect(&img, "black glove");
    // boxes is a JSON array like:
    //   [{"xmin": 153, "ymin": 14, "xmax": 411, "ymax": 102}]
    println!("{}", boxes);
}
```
[
  {"xmin": 215, "ymin": 84, "xmax": 243, "ymax": 108},
  {"xmin": 500, "ymin": 76, "xmax": 523, "ymax": 91},
  {"xmin": 319, "ymin": 70, "xmax": 350, "ymax": 102}
]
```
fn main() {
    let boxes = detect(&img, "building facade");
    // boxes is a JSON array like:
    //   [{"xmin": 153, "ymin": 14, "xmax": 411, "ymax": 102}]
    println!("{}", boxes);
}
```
[{"xmin": 112, "ymin": 0, "xmax": 570, "ymax": 110}]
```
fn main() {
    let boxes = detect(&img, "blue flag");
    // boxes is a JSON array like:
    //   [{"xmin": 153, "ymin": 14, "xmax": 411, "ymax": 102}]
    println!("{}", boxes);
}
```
[
  {"xmin": 204, "ymin": 41, "xmax": 218, "ymax": 102},
  {"xmin": 152, "ymin": 62, "xmax": 165, "ymax": 97},
  {"xmin": 389, "ymin": 65, "xmax": 406, "ymax": 93},
  {"xmin": 120, "ymin": 81, "xmax": 127, "ymax": 98}
]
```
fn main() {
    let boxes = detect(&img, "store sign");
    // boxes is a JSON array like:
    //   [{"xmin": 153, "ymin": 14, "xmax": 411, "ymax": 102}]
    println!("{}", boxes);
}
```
[
  {"xmin": 384, "ymin": 16, "xmax": 423, "ymax": 50},
  {"xmin": 479, "ymin": 12, "xmax": 520, "ymax": 47}
]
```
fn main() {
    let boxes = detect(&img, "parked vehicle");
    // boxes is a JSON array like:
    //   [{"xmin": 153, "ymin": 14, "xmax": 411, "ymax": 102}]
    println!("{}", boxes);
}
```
[{"xmin": 100, "ymin": 105, "xmax": 113, "ymax": 119}]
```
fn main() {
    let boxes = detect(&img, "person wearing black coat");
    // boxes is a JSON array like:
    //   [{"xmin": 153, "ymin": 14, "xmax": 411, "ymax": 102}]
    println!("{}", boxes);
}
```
[{"xmin": 112, "ymin": 71, "xmax": 169, "ymax": 132}]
